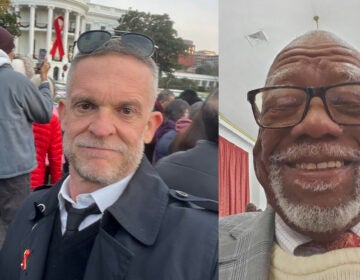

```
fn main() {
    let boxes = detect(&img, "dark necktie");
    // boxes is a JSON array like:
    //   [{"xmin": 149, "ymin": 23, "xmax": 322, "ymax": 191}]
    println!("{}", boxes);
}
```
[
  {"xmin": 298, "ymin": 231, "xmax": 360, "ymax": 252},
  {"xmin": 64, "ymin": 201, "xmax": 101, "ymax": 237}
]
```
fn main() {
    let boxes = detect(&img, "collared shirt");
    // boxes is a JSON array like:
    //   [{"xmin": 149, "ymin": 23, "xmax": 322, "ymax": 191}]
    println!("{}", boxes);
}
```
[
  {"xmin": 275, "ymin": 213, "xmax": 360, "ymax": 256},
  {"xmin": 58, "ymin": 173, "xmax": 134, "ymax": 234}
]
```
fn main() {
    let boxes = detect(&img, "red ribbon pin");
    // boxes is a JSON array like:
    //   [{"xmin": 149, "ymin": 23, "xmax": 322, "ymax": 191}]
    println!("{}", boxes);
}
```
[
  {"xmin": 20, "ymin": 249, "xmax": 31, "ymax": 271},
  {"xmin": 50, "ymin": 16, "xmax": 65, "ymax": 60}
]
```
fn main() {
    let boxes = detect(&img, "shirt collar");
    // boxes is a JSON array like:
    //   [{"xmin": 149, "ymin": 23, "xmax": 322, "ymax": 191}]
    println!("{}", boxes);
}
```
[
  {"xmin": 275, "ymin": 213, "xmax": 360, "ymax": 254},
  {"xmin": 58, "ymin": 172, "xmax": 135, "ymax": 213},
  {"xmin": 0, "ymin": 49, "xmax": 11, "ymax": 67}
]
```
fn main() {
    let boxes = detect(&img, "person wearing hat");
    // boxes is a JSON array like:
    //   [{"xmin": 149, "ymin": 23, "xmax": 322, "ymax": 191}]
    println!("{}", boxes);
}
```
[{"xmin": 0, "ymin": 27, "xmax": 53, "ymax": 246}]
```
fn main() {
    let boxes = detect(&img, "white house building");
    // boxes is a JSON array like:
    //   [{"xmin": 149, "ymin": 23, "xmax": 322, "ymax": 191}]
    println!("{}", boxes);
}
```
[
  {"xmin": 170, "ymin": 71, "xmax": 218, "ymax": 89},
  {"xmin": 9, "ymin": 0, "xmax": 218, "ymax": 87},
  {"xmin": 10, "ymin": 0, "xmax": 126, "ymax": 81}
]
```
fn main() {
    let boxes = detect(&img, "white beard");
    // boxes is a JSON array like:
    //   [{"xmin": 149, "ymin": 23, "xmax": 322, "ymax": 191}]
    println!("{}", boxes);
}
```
[{"xmin": 268, "ymin": 143, "xmax": 360, "ymax": 233}]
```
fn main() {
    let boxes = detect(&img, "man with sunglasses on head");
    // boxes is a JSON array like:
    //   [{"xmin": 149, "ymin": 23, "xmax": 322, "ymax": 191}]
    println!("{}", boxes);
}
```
[
  {"xmin": 0, "ymin": 30, "xmax": 218, "ymax": 280},
  {"xmin": 219, "ymin": 30, "xmax": 360, "ymax": 279}
]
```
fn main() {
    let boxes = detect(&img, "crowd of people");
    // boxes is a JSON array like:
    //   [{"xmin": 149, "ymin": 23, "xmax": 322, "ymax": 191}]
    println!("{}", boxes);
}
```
[{"xmin": 0, "ymin": 27, "xmax": 218, "ymax": 279}]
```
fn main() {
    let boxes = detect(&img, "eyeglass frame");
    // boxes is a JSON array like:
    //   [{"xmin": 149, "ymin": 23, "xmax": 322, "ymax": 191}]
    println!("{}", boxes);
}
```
[
  {"xmin": 69, "ymin": 30, "xmax": 156, "ymax": 62},
  {"xmin": 247, "ymin": 81, "xmax": 360, "ymax": 129}
]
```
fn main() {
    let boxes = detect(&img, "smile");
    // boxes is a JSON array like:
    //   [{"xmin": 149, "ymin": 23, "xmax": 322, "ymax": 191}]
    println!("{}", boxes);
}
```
[{"xmin": 295, "ymin": 161, "xmax": 345, "ymax": 170}]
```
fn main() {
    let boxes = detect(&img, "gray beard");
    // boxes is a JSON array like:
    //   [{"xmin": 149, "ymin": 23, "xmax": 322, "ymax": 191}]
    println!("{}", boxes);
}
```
[
  {"xmin": 269, "ymin": 144, "xmax": 360, "ymax": 233},
  {"xmin": 63, "ymin": 135, "xmax": 144, "ymax": 187}
]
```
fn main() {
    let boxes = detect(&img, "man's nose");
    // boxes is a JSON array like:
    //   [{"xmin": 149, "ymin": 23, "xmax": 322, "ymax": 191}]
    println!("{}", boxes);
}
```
[
  {"xmin": 291, "ymin": 97, "xmax": 343, "ymax": 139},
  {"xmin": 88, "ymin": 109, "xmax": 116, "ymax": 137}
]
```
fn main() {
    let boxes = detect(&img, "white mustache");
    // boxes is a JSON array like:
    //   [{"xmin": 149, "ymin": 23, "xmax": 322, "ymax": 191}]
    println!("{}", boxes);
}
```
[{"xmin": 270, "ymin": 143, "xmax": 360, "ymax": 163}]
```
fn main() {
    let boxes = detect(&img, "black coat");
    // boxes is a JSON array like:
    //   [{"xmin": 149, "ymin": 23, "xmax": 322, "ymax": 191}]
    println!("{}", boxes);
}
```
[
  {"xmin": 0, "ymin": 158, "xmax": 218, "ymax": 280},
  {"xmin": 156, "ymin": 140, "xmax": 218, "ymax": 201}
]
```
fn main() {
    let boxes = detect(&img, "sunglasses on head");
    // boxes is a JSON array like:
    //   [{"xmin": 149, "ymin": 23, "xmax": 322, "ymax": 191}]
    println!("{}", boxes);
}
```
[{"xmin": 70, "ymin": 30, "xmax": 155, "ymax": 60}]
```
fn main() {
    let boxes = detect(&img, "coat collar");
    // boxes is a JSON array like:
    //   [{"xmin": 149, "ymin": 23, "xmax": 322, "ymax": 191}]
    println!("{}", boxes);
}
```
[
  {"xmin": 27, "ymin": 182, "xmax": 62, "ymax": 221},
  {"xmin": 106, "ymin": 158, "xmax": 169, "ymax": 246},
  {"xmin": 229, "ymin": 207, "xmax": 275, "ymax": 241},
  {"xmin": 27, "ymin": 158, "xmax": 169, "ymax": 246}
]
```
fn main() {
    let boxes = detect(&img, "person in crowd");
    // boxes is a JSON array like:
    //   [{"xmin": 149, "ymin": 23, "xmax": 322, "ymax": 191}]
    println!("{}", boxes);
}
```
[
  {"xmin": 177, "ymin": 88, "xmax": 202, "ymax": 105},
  {"xmin": 166, "ymin": 100, "xmax": 203, "ymax": 154},
  {"xmin": 0, "ymin": 30, "xmax": 218, "ymax": 280},
  {"xmin": 152, "ymin": 99, "xmax": 190, "ymax": 163},
  {"xmin": 31, "ymin": 105, "xmax": 63, "ymax": 189},
  {"xmin": 153, "ymin": 89, "xmax": 175, "ymax": 113},
  {"xmin": 31, "ymin": 78, "xmax": 63, "ymax": 189},
  {"xmin": 245, "ymin": 203, "xmax": 261, "ymax": 212},
  {"xmin": 155, "ymin": 115, "xmax": 192, "ymax": 161},
  {"xmin": 219, "ymin": 30, "xmax": 360, "ymax": 279},
  {"xmin": 145, "ymin": 89, "xmax": 175, "ymax": 161},
  {"xmin": 12, "ymin": 57, "xmax": 63, "ymax": 190},
  {"xmin": 170, "ymin": 101, "xmax": 207, "ymax": 153},
  {"xmin": 156, "ymin": 89, "xmax": 218, "ymax": 201},
  {"xmin": 0, "ymin": 27, "xmax": 52, "ymax": 246},
  {"xmin": 189, "ymin": 100, "xmax": 204, "ymax": 119}
]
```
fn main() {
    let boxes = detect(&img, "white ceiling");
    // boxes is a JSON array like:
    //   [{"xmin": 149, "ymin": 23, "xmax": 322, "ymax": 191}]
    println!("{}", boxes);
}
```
[{"xmin": 220, "ymin": 0, "xmax": 360, "ymax": 140}]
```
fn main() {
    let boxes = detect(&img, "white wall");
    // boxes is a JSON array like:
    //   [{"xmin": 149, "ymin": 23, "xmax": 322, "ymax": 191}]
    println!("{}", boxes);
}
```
[{"xmin": 220, "ymin": 0, "xmax": 360, "ymax": 140}]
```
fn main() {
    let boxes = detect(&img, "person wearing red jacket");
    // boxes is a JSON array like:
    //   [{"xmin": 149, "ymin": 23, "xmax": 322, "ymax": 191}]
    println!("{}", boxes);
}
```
[
  {"xmin": 12, "ymin": 56, "xmax": 64, "ymax": 189},
  {"xmin": 31, "ymin": 107, "xmax": 63, "ymax": 189}
]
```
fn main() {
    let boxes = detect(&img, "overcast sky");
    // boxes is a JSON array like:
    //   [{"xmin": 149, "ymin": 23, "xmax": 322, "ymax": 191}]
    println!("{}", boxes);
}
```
[{"xmin": 90, "ymin": 0, "xmax": 218, "ymax": 53}]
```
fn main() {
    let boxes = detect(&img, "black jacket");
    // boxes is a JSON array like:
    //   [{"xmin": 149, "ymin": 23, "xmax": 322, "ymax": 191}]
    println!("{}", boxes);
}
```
[
  {"xmin": 0, "ymin": 158, "xmax": 218, "ymax": 280},
  {"xmin": 156, "ymin": 140, "xmax": 218, "ymax": 201}
]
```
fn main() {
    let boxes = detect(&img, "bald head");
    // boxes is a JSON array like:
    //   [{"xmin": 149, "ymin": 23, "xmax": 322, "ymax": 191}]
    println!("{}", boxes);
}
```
[
  {"xmin": 266, "ymin": 31, "xmax": 360, "ymax": 85},
  {"xmin": 285, "ymin": 30, "xmax": 351, "ymax": 48}
]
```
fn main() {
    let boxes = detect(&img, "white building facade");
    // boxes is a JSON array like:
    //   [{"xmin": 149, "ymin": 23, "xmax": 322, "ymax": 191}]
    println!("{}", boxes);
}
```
[
  {"xmin": 171, "ymin": 72, "xmax": 219, "ymax": 89},
  {"xmin": 10, "ymin": 0, "xmax": 126, "ymax": 81}
]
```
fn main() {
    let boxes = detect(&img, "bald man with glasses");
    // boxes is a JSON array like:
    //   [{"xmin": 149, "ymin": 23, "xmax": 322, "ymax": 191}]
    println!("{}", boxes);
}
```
[{"xmin": 219, "ymin": 30, "xmax": 360, "ymax": 279}]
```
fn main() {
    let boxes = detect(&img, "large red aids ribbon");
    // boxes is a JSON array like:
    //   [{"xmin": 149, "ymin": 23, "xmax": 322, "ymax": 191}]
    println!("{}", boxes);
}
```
[{"xmin": 50, "ymin": 16, "xmax": 65, "ymax": 59}]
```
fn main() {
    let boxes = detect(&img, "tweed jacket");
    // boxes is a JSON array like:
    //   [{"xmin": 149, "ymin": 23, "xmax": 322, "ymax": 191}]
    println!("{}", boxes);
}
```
[
  {"xmin": 0, "ymin": 158, "xmax": 218, "ymax": 280},
  {"xmin": 219, "ymin": 207, "xmax": 275, "ymax": 280}
]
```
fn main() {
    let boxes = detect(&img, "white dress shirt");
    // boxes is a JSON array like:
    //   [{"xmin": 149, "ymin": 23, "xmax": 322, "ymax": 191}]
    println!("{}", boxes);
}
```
[
  {"xmin": 275, "ymin": 213, "xmax": 360, "ymax": 256},
  {"xmin": 58, "ymin": 173, "xmax": 134, "ymax": 235}
]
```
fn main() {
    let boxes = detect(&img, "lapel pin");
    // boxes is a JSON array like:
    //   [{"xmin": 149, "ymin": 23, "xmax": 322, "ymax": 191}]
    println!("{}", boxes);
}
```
[{"xmin": 20, "ymin": 249, "xmax": 31, "ymax": 271}]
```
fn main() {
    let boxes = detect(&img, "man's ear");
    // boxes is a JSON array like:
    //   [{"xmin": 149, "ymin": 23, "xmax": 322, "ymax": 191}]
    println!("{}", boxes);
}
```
[
  {"xmin": 58, "ymin": 99, "xmax": 67, "ymax": 131},
  {"xmin": 144, "ymin": 111, "xmax": 163, "ymax": 143}
]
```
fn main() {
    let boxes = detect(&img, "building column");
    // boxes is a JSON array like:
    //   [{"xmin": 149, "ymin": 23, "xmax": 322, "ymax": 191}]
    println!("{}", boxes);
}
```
[
  {"xmin": 75, "ymin": 13, "xmax": 81, "ymax": 41},
  {"xmin": 62, "ymin": 9, "xmax": 70, "ymax": 63},
  {"xmin": 81, "ymin": 16, "xmax": 86, "ymax": 33},
  {"xmin": 46, "ymin": 6, "xmax": 54, "ymax": 61},
  {"xmin": 28, "ymin": 5, "xmax": 36, "ymax": 58}
]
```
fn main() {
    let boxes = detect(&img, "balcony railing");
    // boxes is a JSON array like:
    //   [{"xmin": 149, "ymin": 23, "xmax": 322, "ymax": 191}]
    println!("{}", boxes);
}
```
[{"xmin": 19, "ymin": 21, "xmax": 75, "ymax": 33}]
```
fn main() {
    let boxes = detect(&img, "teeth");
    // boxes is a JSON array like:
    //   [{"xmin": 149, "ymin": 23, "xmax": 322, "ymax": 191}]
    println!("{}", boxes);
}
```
[{"xmin": 295, "ymin": 161, "xmax": 344, "ymax": 170}]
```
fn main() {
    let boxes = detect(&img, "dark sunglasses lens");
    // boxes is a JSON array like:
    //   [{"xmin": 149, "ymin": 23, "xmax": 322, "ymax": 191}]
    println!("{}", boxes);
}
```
[
  {"xmin": 78, "ymin": 31, "xmax": 112, "ymax": 54},
  {"xmin": 122, "ymin": 33, "xmax": 155, "ymax": 57}
]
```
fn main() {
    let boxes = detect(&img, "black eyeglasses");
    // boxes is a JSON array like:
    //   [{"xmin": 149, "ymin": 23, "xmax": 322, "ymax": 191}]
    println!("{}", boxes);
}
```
[
  {"xmin": 247, "ymin": 82, "xmax": 360, "ymax": 128},
  {"xmin": 70, "ymin": 30, "xmax": 155, "ymax": 60}
]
